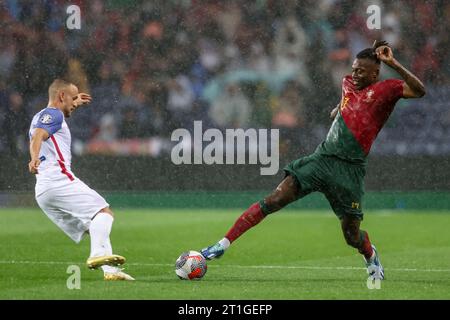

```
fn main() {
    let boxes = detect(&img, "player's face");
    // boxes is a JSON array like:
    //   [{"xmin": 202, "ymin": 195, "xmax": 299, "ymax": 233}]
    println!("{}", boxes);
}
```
[
  {"xmin": 62, "ymin": 85, "xmax": 79, "ymax": 117},
  {"xmin": 351, "ymin": 59, "xmax": 379, "ymax": 90}
]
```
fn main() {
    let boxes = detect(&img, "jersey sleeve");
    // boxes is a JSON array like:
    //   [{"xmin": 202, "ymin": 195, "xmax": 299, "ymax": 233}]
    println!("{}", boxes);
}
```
[
  {"xmin": 381, "ymin": 79, "xmax": 404, "ymax": 102},
  {"xmin": 35, "ymin": 109, "xmax": 64, "ymax": 136}
]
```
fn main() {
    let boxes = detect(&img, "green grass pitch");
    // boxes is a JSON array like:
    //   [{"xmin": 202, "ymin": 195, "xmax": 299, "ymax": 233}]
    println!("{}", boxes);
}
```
[{"xmin": 1, "ymin": 208, "xmax": 449, "ymax": 299}]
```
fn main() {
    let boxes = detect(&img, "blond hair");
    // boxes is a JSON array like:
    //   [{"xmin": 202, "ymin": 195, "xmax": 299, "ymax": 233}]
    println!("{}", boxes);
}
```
[{"xmin": 48, "ymin": 79, "xmax": 74, "ymax": 100}]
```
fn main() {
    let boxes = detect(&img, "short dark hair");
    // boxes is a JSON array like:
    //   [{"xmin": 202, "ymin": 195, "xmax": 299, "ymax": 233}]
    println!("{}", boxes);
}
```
[
  {"xmin": 356, "ymin": 40, "xmax": 389, "ymax": 64},
  {"xmin": 356, "ymin": 48, "xmax": 380, "ymax": 64}
]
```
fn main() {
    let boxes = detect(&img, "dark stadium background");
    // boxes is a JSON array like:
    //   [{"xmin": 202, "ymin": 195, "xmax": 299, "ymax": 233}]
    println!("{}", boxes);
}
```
[{"xmin": 0, "ymin": 0, "xmax": 449, "ymax": 209}]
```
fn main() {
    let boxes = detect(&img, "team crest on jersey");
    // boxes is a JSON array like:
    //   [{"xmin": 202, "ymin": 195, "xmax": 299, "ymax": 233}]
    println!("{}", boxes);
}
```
[
  {"xmin": 364, "ymin": 89, "xmax": 375, "ymax": 102},
  {"xmin": 40, "ymin": 114, "xmax": 53, "ymax": 124}
]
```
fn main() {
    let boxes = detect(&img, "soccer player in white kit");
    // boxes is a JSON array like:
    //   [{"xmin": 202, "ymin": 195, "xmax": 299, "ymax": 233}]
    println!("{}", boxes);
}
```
[{"xmin": 28, "ymin": 79, "xmax": 134, "ymax": 281}]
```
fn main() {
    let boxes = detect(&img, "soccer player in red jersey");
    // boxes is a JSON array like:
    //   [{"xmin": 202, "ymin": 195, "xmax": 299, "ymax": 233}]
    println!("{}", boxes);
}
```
[{"xmin": 200, "ymin": 41, "xmax": 426, "ymax": 281}]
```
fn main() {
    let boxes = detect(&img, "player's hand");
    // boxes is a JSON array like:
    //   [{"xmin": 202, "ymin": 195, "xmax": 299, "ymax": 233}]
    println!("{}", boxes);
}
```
[
  {"xmin": 28, "ymin": 158, "xmax": 41, "ymax": 174},
  {"xmin": 330, "ymin": 104, "xmax": 339, "ymax": 119},
  {"xmin": 73, "ymin": 93, "xmax": 92, "ymax": 108},
  {"xmin": 375, "ymin": 45, "xmax": 395, "ymax": 67}
]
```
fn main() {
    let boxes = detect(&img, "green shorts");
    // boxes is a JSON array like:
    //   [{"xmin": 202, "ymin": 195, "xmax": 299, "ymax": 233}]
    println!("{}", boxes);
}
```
[{"xmin": 284, "ymin": 153, "xmax": 366, "ymax": 220}]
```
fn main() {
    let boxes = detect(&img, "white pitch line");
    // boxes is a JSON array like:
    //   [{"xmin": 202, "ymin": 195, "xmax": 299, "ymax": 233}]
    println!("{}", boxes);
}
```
[{"xmin": 1, "ymin": 260, "xmax": 450, "ymax": 273}]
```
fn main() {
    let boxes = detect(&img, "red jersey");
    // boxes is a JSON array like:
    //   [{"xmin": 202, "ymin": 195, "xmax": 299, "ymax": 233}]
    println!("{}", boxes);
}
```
[{"xmin": 316, "ymin": 75, "xmax": 404, "ymax": 163}]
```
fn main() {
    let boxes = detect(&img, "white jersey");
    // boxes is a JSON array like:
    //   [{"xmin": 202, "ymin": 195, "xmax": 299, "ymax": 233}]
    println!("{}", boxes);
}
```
[{"xmin": 29, "ymin": 107, "xmax": 76, "ymax": 196}]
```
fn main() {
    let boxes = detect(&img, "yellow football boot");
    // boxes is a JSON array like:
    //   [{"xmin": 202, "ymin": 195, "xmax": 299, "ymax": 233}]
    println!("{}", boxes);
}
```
[
  {"xmin": 104, "ymin": 270, "xmax": 135, "ymax": 281},
  {"xmin": 86, "ymin": 254, "xmax": 126, "ymax": 269}
]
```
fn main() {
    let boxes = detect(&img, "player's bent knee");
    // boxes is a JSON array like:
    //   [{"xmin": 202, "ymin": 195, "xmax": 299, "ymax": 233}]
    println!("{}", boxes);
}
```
[
  {"xmin": 263, "ymin": 176, "xmax": 299, "ymax": 214},
  {"xmin": 98, "ymin": 207, "xmax": 114, "ymax": 217},
  {"xmin": 343, "ymin": 232, "xmax": 361, "ymax": 248},
  {"xmin": 341, "ymin": 215, "xmax": 362, "ymax": 248},
  {"xmin": 263, "ymin": 196, "xmax": 286, "ymax": 214},
  {"xmin": 345, "ymin": 238, "xmax": 360, "ymax": 248}
]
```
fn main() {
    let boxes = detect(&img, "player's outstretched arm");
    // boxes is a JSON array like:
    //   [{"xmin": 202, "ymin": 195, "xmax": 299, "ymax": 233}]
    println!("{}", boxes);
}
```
[
  {"xmin": 29, "ymin": 128, "xmax": 49, "ymax": 174},
  {"xmin": 374, "ymin": 43, "xmax": 426, "ymax": 99}
]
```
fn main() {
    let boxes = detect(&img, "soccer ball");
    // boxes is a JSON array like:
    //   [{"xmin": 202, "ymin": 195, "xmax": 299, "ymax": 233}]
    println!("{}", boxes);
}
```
[{"xmin": 175, "ymin": 250, "xmax": 207, "ymax": 280}]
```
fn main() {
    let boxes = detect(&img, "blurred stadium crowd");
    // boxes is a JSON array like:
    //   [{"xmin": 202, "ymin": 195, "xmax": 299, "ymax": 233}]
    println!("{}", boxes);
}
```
[{"xmin": 0, "ymin": 0, "xmax": 449, "ymax": 157}]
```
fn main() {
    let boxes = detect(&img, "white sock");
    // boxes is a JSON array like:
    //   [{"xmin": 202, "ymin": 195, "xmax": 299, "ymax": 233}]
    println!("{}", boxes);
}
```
[
  {"xmin": 102, "ymin": 265, "xmax": 120, "ymax": 273},
  {"xmin": 104, "ymin": 236, "xmax": 113, "ymax": 256},
  {"xmin": 368, "ymin": 250, "xmax": 376, "ymax": 263},
  {"xmin": 89, "ymin": 212, "xmax": 113, "ymax": 258},
  {"xmin": 101, "ymin": 237, "xmax": 120, "ymax": 274},
  {"xmin": 219, "ymin": 237, "xmax": 230, "ymax": 250}
]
